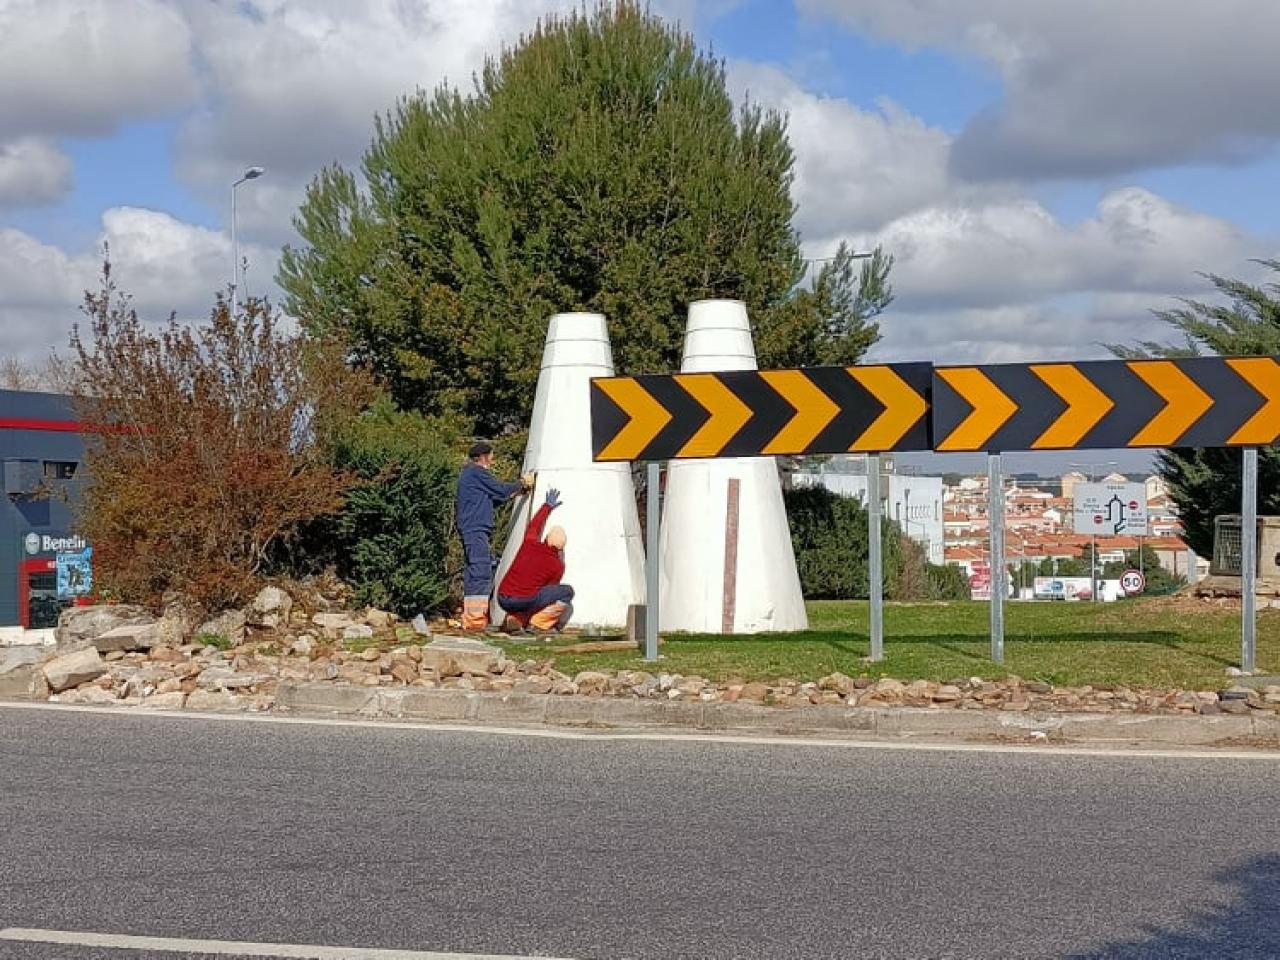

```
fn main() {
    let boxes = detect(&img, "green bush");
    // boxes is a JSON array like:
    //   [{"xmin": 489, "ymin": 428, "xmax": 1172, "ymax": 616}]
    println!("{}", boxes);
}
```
[
  {"xmin": 926, "ymin": 562, "xmax": 971, "ymax": 601},
  {"xmin": 327, "ymin": 404, "xmax": 459, "ymax": 616},
  {"xmin": 784, "ymin": 486, "xmax": 903, "ymax": 599}
]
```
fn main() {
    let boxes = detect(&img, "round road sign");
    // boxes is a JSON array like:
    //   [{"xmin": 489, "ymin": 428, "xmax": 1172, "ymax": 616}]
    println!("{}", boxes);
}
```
[{"xmin": 1120, "ymin": 569, "xmax": 1146, "ymax": 596}]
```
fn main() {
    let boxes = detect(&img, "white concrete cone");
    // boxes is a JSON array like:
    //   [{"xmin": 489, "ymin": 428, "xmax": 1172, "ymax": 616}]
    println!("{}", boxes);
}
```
[
  {"xmin": 658, "ymin": 300, "xmax": 808, "ymax": 633},
  {"xmin": 492, "ymin": 313, "xmax": 646, "ymax": 629}
]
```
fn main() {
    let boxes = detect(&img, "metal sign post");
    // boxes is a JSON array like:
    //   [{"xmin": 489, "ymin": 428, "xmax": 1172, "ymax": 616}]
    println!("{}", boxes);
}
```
[
  {"xmin": 988, "ymin": 454, "xmax": 1005, "ymax": 663},
  {"xmin": 644, "ymin": 461, "xmax": 660, "ymax": 662},
  {"xmin": 867, "ymin": 454, "xmax": 884, "ymax": 661},
  {"xmin": 1241, "ymin": 448, "xmax": 1258, "ymax": 673}
]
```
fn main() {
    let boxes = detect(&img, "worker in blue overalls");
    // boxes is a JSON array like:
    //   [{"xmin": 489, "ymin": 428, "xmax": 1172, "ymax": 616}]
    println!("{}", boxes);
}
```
[{"xmin": 456, "ymin": 442, "xmax": 532, "ymax": 631}]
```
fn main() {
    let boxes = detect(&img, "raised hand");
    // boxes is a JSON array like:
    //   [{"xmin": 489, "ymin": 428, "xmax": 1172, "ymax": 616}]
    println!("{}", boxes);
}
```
[{"xmin": 545, "ymin": 487, "xmax": 562, "ymax": 509}]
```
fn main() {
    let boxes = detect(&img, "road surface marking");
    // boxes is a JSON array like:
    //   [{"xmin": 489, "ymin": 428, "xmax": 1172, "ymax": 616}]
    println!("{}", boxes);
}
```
[
  {"xmin": 1, "ymin": 700, "xmax": 1277, "ymax": 761},
  {"xmin": 0, "ymin": 927, "xmax": 575, "ymax": 959}
]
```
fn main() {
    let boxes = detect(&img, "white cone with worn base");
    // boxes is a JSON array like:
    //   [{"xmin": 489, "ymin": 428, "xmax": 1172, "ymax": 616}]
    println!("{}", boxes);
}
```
[
  {"xmin": 658, "ymin": 300, "xmax": 808, "ymax": 634},
  {"xmin": 492, "ymin": 313, "xmax": 646, "ymax": 629}
]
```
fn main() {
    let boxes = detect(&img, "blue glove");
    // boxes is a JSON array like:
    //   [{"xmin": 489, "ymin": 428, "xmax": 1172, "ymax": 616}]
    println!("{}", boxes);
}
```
[{"xmin": 545, "ymin": 488, "xmax": 562, "ymax": 509}]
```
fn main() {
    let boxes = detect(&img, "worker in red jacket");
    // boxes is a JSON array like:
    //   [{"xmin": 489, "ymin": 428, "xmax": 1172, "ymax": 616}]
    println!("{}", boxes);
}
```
[{"xmin": 497, "ymin": 487, "xmax": 574, "ymax": 634}]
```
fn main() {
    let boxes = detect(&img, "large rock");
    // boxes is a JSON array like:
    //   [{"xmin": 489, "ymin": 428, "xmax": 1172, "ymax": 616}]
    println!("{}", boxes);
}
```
[
  {"xmin": 43, "ymin": 647, "xmax": 107, "ymax": 693},
  {"xmin": 421, "ymin": 636, "xmax": 505, "ymax": 678},
  {"xmin": 0, "ymin": 647, "xmax": 49, "ymax": 700},
  {"xmin": 93, "ymin": 622, "xmax": 162, "ymax": 654},
  {"xmin": 249, "ymin": 585, "xmax": 293, "ymax": 629},
  {"xmin": 197, "ymin": 610, "xmax": 247, "ymax": 647},
  {"xmin": 56, "ymin": 605, "xmax": 154, "ymax": 650},
  {"xmin": 156, "ymin": 593, "xmax": 204, "ymax": 646},
  {"xmin": 313, "ymin": 612, "xmax": 358, "ymax": 639}
]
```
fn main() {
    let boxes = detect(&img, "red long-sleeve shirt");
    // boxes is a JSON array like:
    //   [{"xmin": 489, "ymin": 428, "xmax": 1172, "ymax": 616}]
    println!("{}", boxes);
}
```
[{"xmin": 498, "ymin": 503, "xmax": 565, "ymax": 599}]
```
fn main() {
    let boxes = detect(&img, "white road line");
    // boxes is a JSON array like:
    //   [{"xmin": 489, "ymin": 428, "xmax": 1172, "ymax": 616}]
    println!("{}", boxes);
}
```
[
  {"xmin": 1, "ymin": 699, "xmax": 1277, "ymax": 760},
  {"xmin": 0, "ymin": 927, "xmax": 575, "ymax": 959}
]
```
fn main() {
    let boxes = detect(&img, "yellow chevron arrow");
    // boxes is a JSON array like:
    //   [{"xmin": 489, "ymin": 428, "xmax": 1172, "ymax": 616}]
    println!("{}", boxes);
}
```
[
  {"xmin": 1127, "ymin": 360, "xmax": 1213, "ymax": 446},
  {"xmin": 1227, "ymin": 357, "xmax": 1280, "ymax": 445},
  {"xmin": 676, "ymin": 373, "xmax": 753, "ymax": 458},
  {"xmin": 594, "ymin": 378, "xmax": 672, "ymax": 461},
  {"xmin": 759, "ymin": 370, "xmax": 840, "ymax": 455},
  {"xmin": 1030, "ymin": 364, "xmax": 1115, "ymax": 449},
  {"xmin": 847, "ymin": 366, "xmax": 929, "ymax": 451},
  {"xmin": 935, "ymin": 367, "xmax": 1017, "ymax": 452}
]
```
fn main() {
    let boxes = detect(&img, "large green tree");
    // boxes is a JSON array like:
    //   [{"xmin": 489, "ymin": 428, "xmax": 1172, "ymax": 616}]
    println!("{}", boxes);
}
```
[
  {"xmin": 279, "ymin": 2, "xmax": 890, "ymax": 438},
  {"xmin": 1110, "ymin": 260, "xmax": 1280, "ymax": 556}
]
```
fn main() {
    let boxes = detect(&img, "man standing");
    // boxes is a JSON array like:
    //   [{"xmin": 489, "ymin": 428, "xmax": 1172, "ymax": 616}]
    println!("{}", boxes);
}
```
[
  {"xmin": 456, "ymin": 442, "xmax": 531, "ymax": 631},
  {"xmin": 497, "ymin": 488, "xmax": 575, "ymax": 635}
]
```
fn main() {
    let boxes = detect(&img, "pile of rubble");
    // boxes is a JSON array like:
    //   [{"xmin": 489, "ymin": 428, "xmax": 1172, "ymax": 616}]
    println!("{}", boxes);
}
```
[{"xmin": 0, "ymin": 585, "xmax": 1277, "ymax": 718}]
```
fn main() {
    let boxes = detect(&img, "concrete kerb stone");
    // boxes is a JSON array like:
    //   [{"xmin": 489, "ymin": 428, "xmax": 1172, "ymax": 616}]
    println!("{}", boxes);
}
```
[
  {"xmin": 19, "ymin": 679, "xmax": 1280, "ymax": 749},
  {"xmin": 275, "ymin": 683, "xmax": 377, "ymax": 716},
  {"xmin": 1047, "ymin": 712, "xmax": 1255, "ymax": 746}
]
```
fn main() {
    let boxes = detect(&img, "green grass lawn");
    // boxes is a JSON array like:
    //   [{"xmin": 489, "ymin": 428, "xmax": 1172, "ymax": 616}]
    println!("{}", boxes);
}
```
[{"xmin": 507, "ymin": 599, "xmax": 1279, "ymax": 691}]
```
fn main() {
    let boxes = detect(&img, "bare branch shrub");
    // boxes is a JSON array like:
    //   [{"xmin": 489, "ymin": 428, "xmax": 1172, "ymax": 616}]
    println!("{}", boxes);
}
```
[{"xmin": 68, "ymin": 260, "xmax": 370, "ymax": 610}]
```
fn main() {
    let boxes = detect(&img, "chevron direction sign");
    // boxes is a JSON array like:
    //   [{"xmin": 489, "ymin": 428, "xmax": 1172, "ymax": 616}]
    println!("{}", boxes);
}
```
[
  {"xmin": 932, "ymin": 356, "xmax": 1280, "ymax": 453},
  {"xmin": 590, "ymin": 363, "xmax": 932, "ymax": 461}
]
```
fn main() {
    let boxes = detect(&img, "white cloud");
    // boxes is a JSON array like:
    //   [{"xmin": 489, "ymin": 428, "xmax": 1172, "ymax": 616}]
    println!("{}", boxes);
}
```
[
  {"xmin": 798, "ymin": 0, "xmax": 1280, "ymax": 179},
  {"xmin": 728, "ymin": 62, "xmax": 970, "ymax": 235},
  {"xmin": 0, "ymin": 138, "xmax": 73, "ymax": 208},
  {"xmin": 0, "ymin": 207, "xmax": 276, "ymax": 362},
  {"xmin": 0, "ymin": 0, "xmax": 198, "ymax": 140},
  {"xmin": 838, "ymin": 187, "xmax": 1255, "ymax": 313}
]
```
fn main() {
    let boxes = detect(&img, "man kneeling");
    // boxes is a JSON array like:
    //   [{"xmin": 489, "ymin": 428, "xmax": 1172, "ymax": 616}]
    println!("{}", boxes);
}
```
[{"xmin": 497, "ymin": 487, "xmax": 574, "ymax": 635}]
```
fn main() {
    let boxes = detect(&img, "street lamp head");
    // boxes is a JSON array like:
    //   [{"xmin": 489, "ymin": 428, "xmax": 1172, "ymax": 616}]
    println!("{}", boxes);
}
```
[{"xmin": 243, "ymin": 166, "xmax": 265, "ymax": 180}]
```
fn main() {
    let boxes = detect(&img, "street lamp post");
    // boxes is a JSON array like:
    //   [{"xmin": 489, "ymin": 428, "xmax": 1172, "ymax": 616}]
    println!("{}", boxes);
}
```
[{"xmin": 231, "ymin": 166, "xmax": 265, "ymax": 307}]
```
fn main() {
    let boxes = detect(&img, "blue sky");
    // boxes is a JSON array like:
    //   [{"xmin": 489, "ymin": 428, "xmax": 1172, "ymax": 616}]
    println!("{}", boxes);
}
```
[{"xmin": 1, "ymin": 0, "xmax": 1276, "ymax": 471}]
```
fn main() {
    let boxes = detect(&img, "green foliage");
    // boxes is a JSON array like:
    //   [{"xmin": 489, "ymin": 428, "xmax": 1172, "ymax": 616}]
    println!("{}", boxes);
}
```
[
  {"xmin": 1101, "ymin": 546, "xmax": 1187, "ymax": 597},
  {"xmin": 784, "ymin": 486, "xmax": 903, "ymax": 599},
  {"xmin": 196, "ymin": 632, "xmax": 233, "ymax": 651},
  {"xmin": 279, "ymin": 3, "xmax": 889, "ymax": 437},
  {"xmin": 926, "ymin": 562, "xmax": 971, "ymax": 601},
  {"xmin": 327, "ymin": 403, "xmax": 459, "ymax": 616},
  {"xmin": 1110, "ymin": 259, "xmax": 1280, "ymax": 556}
]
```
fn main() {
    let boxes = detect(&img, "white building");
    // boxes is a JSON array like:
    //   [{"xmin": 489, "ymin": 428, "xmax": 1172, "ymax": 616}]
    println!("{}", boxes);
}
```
[{"xmin": 793, "ymin": 470, "xmax": 944, "ymax": 564}]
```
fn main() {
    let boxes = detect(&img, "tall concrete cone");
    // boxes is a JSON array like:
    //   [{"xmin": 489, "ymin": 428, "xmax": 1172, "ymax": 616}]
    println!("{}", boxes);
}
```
[
  {"xmin": 658, "ymin": 300, "xmax": 808, "ymax": 633},
  {"xmin": 492, "ymin": 313, "xmax": 645, "ymax": 629}
]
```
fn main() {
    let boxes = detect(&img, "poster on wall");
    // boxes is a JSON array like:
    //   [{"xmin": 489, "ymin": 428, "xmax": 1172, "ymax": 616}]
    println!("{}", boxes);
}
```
[{"xmin": 56, "ymin": 546, "xmax": 93, "ymax": 599}]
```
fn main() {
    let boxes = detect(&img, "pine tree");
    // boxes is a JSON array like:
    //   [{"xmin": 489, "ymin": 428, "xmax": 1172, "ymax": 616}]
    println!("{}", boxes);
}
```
[
  {"xmin": 279, "ymin": 2, "xmax": 889, "ymax": 438},
  {"xmin": 1110, "ymin": 260, "xmax": 1280, "ymax": 556}
]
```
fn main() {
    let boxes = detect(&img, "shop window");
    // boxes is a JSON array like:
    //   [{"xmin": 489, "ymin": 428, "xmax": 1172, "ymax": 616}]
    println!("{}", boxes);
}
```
[{"xmin": 43, "ymin": 461, "xmax": 78, "ymax": 480}]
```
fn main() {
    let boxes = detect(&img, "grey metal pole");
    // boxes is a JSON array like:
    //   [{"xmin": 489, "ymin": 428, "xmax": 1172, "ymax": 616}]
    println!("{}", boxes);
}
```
[
  {"xmin": 1241, "ymin": 448, "xmax": 1258, "ymax": 673},
  {"xmin": 867, "ymin": 453, "xmax": 884, "ymax": 662},
  {"xmin": 988, "ymin": 454, "xmax": 1005, "ymax": 663},
  {"xmin": 1091, "ymin": 532, "xmax": 1098, "ymax": 602},
  {"xmin": 230, "ymin": 182, "xmax": 239, "ymax": 307},
  {"xmin": 644, "ymin": 461, "xmax": 660, "ymax": 662}
]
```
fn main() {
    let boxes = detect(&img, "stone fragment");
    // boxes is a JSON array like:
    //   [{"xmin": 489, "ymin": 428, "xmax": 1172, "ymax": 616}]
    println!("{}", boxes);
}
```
[
  {"xmin": 513, "ymin": 675, "xmax": 554, "ymax": 695},
  {"xmin": 43, "ymin": 647, "xmax": 107, "ymax": 692},
  {"xmin": 56, "ymin": 604, "xmax": 154, "ymax": 650},
  {"xmin": 738, "ymin": 681, "xmax": 770, "ymax": 702},
  {"xmin": 292, "ymin": 635, "xmax": 316, "ymax": 657},
  {"xmin": 77, "ymin": 685, "xmax": 120, "ymax": 704},
  {"xmin": 421, "ymin": 637, "xmax": 504, "ymax": 678},
  {"xmin": 1026, "ymin": 681, "xmax": 1052, "ymax": 694},
  {"xmin": 92, "ymin": 622, "xmax": 162, "ymax": 654},
  {"xmin": 571, "ymin": 670, "xmax": 612, "ymax": 697},
  {"xmin": 359, "ymin": 646, "xmax": 381, "ymax": 662},
  {"xmin": 345, "ymin": 624, "xmax": 375, "ymax": 642},
  {"xmin": 933, "ymin": 684, "xmax": 962, "ymax": 702},
  {"xmin": 364, "ymin": 608, "xmax": 394, "ymax": 629},
  {"xmin": 411, "ymin": 614, "xmax": 432, "ymax": 637},
  {"xmin": 390, "ymin": 660, "xmax": 418, "ymax": 685},
  {"xmin": 817, "ymin": 672, "xmax": 855, "ymax": 695},
  {"xmin": 250, "ymin": 586, "xmax": 293, "ymax": 629}
]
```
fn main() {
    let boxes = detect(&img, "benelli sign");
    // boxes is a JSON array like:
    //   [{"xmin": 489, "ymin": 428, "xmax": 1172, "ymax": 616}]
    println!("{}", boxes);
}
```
[{"xmin": 23, "ymin": 534, "xmax": 87, "ymax": 555}]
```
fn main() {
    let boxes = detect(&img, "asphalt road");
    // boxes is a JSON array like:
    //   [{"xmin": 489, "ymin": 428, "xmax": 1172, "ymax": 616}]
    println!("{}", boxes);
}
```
[{"xmin": 2, "ymin": 706, "xmax": 1279, "ymax": 960}]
